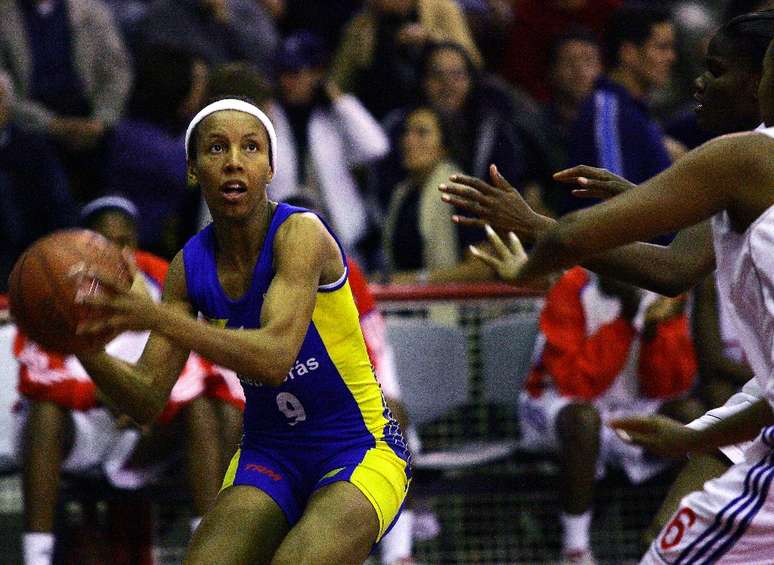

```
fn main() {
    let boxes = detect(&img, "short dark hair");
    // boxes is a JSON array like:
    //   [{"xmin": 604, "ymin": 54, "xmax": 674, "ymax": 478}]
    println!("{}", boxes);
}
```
[
  {"xmin": 719, "ymin": 9, "xmax": 774, "ymax": 72},
  {"xmin": 604, "ymin": 4, "xmax": 672, "ymax": 69},
  {"xmin": 548, "ymin": 27, "xmax": 600, "ymax": 68}
]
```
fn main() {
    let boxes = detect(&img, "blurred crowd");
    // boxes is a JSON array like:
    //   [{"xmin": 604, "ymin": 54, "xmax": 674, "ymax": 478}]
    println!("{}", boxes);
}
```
[
  {"xmin": 2, "ymin": 0, "xmax": 774, "ymax": 564},
  {"xmin": 3, "ymin": 0, "xmax": 769, "ymax": 288}
]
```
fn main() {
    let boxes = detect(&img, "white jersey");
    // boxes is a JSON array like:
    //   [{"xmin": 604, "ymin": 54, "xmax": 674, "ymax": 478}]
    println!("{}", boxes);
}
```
[
  {"xmin": 712, "ymin": 124, "xmax": 774, "ymax": 408},
  {"xmin": 643, "ymin": 126, "xmax": 774, "ymax": 565},
  {"xmin": 711, "ymin": 201, "xmax": 774, "ymax": 409}
]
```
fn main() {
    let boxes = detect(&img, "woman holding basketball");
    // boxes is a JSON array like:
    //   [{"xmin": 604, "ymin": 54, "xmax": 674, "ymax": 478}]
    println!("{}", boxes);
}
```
[{"xmin": 75, "ymin": 98, "xmax": 411, "ymax": 564}]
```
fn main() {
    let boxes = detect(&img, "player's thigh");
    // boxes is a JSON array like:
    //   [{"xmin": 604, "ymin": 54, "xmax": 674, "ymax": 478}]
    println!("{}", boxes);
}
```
[
  {"xmin": 184, "ymin": 484, "xmax": 289, "ymax": 565},
  {"xmin": 272, "ymin": 480, "xmax": 379, "ymax": 565}
]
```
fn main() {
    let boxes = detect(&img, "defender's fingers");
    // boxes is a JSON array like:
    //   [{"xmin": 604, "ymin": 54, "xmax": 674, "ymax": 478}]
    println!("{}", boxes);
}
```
[
  {"xmin": 452, "ymin": 215, "xmax": 487, "ymax": 228},
  {"xmin": 490, "ymin": 164, "xmax": 515, "ymax": 191},
  {"xmin": 448, "ymin": 173, "xmax": 498, "ymax": 195},
  {"xmin": 553, "ymin": 165, "xmax": 608, "ymax": 182},
  {"xmin": 469, "ymin": 244, "xmax": 500, "ymax": 269},
  {"xmin": 608, "ymin": 416, "xmax": 656, "ymax": 434},
  {"xmin": 484, "ymin": 225, "xmax": 510, "ymax": 258},
  {"xmin": 440, "ymin": 183, "xmax": 489, "ymax": 204},
  {"xmin": 507, "ymin": 232, "xmax": 527, "ymax": 260}
]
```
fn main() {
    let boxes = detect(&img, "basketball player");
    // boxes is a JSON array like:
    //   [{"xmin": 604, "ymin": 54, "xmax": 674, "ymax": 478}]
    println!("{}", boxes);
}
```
[
  {"xmin": 72, "ymin": 98, "xmax": 411, "ymax": 564},
  {"xmin": 441, "ymin": 10, "xmax": 774, "ymax": 551},
  {"xmin": 16, "ymin": 196, "xmax": 245, "ymax": 565},
  {"xmin": 461, "ymin": 29, "xmax": 774, "ymax": 565}
]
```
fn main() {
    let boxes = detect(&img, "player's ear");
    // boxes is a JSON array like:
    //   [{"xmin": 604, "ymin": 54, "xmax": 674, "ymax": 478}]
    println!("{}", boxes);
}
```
[{"xmin": 187, "ymin": 163, "xmax": 198, "ymax": 188}]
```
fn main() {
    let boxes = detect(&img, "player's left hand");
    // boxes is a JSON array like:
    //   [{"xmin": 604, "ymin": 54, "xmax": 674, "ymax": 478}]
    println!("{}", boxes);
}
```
[
  {"xmin": 469, "ymin": 225, "xmax": 527, "ymax": 284},
  {"xmin": 609, "ymin": 414, "xmax": 703, "ymax": 458},
  {"xmin": 72, "ymin": 251, "xmax": 162, "ymax": 335}
]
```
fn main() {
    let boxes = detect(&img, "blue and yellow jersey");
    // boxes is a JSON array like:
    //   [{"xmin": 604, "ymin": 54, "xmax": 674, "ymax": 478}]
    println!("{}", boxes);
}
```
[{"xmin": 183, "ymin": 203, "xmax": 409, "ymax": 462}]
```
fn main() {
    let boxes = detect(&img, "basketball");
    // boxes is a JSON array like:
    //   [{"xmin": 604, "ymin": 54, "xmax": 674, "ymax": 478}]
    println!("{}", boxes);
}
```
[{"xmin": 8, "ymin": 229, "xmax": 133, "ymax": 355}]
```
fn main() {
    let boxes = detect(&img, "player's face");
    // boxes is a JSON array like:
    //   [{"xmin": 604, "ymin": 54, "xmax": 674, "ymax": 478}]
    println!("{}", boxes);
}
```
[
  {"xmin": 423, "ymin": 48, "xmax": 471, "ymax": 116},
  {"xmin": 401, "ymin": 109, "xmax": 446, "ymax": 177},
  {"xmin": 694, "ymin": 34, "xmax": 761, "ymax": 135},
  {"xmin": 759, "ymin": 41, "xmax": 774, "ymax": 127},
  {"xmin": 189, "ymin": 110, "xmax": 273, "ymax": 221},
  {"xmin": 634, "ymin": 22, "xmax": 676, "ymax": 90}
]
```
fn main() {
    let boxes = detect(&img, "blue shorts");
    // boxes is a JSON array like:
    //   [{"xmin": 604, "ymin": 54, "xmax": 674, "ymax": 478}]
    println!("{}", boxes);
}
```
[{"xmin": 221, "ymin": 438, "xmax": 411, "ymax": 541}]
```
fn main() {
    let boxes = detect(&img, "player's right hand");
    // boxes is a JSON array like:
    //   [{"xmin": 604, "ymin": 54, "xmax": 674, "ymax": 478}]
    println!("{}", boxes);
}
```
[
  {"xmin": 609, "ymin": 414, "xmax": 703, "ymax": 458},
  {"xmin": 553, "ymin": 165, "xmax": 636, "ymax": 200}
]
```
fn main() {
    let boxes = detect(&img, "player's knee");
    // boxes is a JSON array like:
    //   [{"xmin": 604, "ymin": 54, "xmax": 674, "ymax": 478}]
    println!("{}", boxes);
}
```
[{"xmin": 556, "ymin": 402, "xmax": 601, "ymax": 443}]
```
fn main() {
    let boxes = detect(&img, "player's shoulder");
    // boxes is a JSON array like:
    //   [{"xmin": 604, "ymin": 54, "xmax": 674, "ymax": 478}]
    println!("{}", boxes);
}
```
[{"xmin": 276, "ymin": 211, "xmax": 333, "ymax": 249}]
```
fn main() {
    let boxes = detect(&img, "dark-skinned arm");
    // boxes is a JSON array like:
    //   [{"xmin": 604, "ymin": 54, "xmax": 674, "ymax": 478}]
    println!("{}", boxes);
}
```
[
  {"xmin": 514, "ymin": 135, "xmax": 754, "ymax": 284},
  {"xmin": 441, "ymin": 165, "xmax": 715, "ymax": 296}
]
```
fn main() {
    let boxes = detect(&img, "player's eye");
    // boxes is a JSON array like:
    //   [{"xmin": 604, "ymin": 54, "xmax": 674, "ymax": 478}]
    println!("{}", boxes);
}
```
[
  {"xmin": 245, "ymin": 141, "xmax": 259, "ymax": 152},
  {"xmin": 209, "ymin": 142, "xmax": 225, "ymax": 153}
]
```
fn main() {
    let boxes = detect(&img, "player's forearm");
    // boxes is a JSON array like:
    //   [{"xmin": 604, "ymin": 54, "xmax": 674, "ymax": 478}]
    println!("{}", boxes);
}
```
[
  {"xmin": 692, "ymin": 399, "xmax": 774, "ymax": 452},
  {"xmin": 78, "ymin": 352, "xmax": 167, "ymax": 424},
  {"xmin": 151, "ymin": 304, "xmax": 295, "ymax": 386}
]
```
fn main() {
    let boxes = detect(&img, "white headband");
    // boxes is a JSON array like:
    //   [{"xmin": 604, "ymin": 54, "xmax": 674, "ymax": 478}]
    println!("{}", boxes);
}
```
[
  {"xmin": 81, "ymin": 195, "xmax": 138, "ymax": 222},
  {"xmin": 184, "ymin": 98, "xmax": 277, "ymax": 173}
]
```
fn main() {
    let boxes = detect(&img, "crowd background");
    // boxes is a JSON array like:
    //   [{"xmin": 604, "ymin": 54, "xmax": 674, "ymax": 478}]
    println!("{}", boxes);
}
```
[{"xmin": 1, "ymin": 0, "xmax": 773, "ymax": 564}]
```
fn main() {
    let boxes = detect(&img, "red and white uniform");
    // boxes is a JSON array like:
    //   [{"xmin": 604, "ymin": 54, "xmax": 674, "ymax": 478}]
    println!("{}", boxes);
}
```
[
  {"xmin": 644, "ymin": 128, "xmax": 774, "ymax": 564},
  {"xmin": 519, "ymin": 267, "xmax": 697, "ymax": 483},
  {"xmin": 13, "ymin": 250, "xmax": 243, "ymax": 488}
]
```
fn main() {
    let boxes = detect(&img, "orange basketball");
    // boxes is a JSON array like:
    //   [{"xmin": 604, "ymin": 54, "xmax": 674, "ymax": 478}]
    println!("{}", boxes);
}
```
[{"xmin": 8, "ymin": 229, "xmax": 133, "ymax": 355}]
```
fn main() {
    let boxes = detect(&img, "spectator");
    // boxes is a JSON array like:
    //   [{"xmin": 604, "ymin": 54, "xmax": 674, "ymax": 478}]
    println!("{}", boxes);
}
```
[
  {"xmin": 103, "ymin": 44, "xmax": 207, "ymax": 257},
  {"xmin": 269, "ymin": 31, "xmax": 389, "ymax": 253},
  {"xmin": 0, "ymin": 0, "xmax": 132, "ymax": 199},
  {"xmin": 498, "ymin": 0, "xmax": 623, "ymax": 102},
  {"xmin": 131, "ymin": 0, "xmax": 279, "ymax": 76},
  {"xmin": 0, "ymin": 72, "xmax": 77, "ymax": 293},
  {"xmin": 539, "ymin": 29, "xmax": 604, "ymax": 215},
  {"xmin": 383, "ymin": 106, "xmax": 491, "ymax": 283},
  {"xmin": 519, "ymin": 268, "xmax": 701, "ymax": 565},
  {"xmin": 562, "ymin": 3, "xmax": 677, "ymax": 216},
  {"xmin": 15, "ymin": 196, "xmax": 244, "ymax": 565},
  {"xmin": 372, "ymin": 40, "xmax": 533, "ymax": 214},
  {"xmin": 330, "ymin": 0, "xmax": 481, "ymax": 119}
]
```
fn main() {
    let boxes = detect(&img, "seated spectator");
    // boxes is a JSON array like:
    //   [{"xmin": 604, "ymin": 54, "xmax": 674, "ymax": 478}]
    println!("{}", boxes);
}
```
[
  {"xmin": 0, "ymin": 0, "xmax": 133, "ymax": 199},
  {"xmin": 372, "ymin": 40, "xmax": 534, "ymax": 213},
  {"xmin": 383, "ymin": 106, "xmax": 491, "ymax": 284},
  {"xmin": 103, "ymin": 44, "xmax": 207, "ymax": 257},
  {"xmin": 519, "ymin": 268, "xmax": 701, "ymax": 565},
  {"xmin": 562, "ymin": 4, "xmax": 677, "ymax": 218},
  {"xmin": 269, "ymin": 31, "xmax": 389, "ymax": 254},
  {"xmin": 14, "ymin": 196, "xmax": 244, "ymax": 565},
  {"xmin": 0, "ymin": 72, "xmax": 77, "ymax": 293},
  {"xmin": 538, "ymin": 28, "xmax": 604, "ymax": 215},
  {"xmin": 330, "ymin": 0, "xmax": 481, "ymax": 119},
  {"xmin": 130, "ymin": 0, "xmax": 279, "ymax": 76}
]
